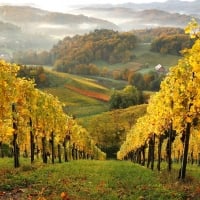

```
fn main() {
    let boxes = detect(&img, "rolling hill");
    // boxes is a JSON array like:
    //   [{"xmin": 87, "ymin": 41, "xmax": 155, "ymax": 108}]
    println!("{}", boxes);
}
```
[
  {"xmin": 73, "ymin": 7, "xmax": 199, "ymax": 30},
  {"xmin": 0, "ymin": 1, "xmax": 200, "ymax": 57},
  {"xmin": 0, "ymin": 5, "xmax": 118, "ymax": 40},
  {"xmin": 0, "ymin": 5, "xmax": 118, "ymax": 57},
  {"xmin": 43, "ymin": 68, "xmax": 112, "ymax": 118}
]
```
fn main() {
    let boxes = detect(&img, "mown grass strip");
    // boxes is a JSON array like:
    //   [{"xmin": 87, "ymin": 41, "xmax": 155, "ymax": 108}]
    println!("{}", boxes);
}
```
[{"xmin": 1, "ymin": 159, "xmax": 200, "ymax": 199}]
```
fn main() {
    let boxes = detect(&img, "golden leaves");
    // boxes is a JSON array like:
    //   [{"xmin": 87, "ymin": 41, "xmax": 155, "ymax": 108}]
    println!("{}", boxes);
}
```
[
  {"xmin": 185, "ymin": 18, "xmax": 200, "ymax": 39},
  {"xmin": 118, "ymin": 20, "xmax": 200, "ymax": 160},
  {"xmin": 0, "ymin": 59, "xmax": 105, "ymax": 160}
]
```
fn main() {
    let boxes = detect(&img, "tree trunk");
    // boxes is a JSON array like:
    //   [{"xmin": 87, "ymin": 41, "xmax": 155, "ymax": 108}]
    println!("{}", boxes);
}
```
[
  {"xmin": 157, "ymin": 136, "xmax": 163, "ymax": 171},
  {"xmin": 141, "ymin": 145, "xmax": 146, "ymax": 166},
  {"xmin": 13, "ymin": 133, "xmax": 20, "ymax": 168},
  {"xmin": 151, "ymin": 134, "xmax": 155, "ymax": 170},
  {"xmin": 51, "ymin": 132, "xmax": 55, "ymax": 164},
  {"xmin": 147, "ymin": 141, "xmax": 151, "ymax": 168},
  {"xmin": 12, "ymin": 104, "xmax": 20, "ymax": 168},
  {"xmin": 75, "ymin": 147, "xmax": 78, "ymax": 160},
  {"xmin": 63, "ymin": 139, "xmax": 68, "ymax": 162},
  {"xmin": 72, "ymin": 143, "xmax": 76, "ymax": 160},
  {"xmin": 30, "ymin": 132, "xmax": 35, "ymax": 162},
  {"xmin": 58, "ymin": 144, "xmax": 62, "ymax": 163},
  {"xmin": 30, "ymin": 118, "xmax": 35, "ymax": 163},
  {"xmin": 147, "ymin": 135, "xmax": 155, "ymax": 169},
  {"xmin": 137, "ymin": 149, "xmax": 141, "ymax": 164},
  {"xmin": 35, "ymin": 136, "xmax": 39, "ymax": 159},
  {"xmin": 191, "ymin": 151, "xmax": 194, "ymax": 165},
  {"xmin": 42, "ymin": 136, "xmax": 47, "ymax": 163},
  {"xmin": 179, "ymin": 122, "xmax": 191, "ymax": 180},
  {"xmin": 167, "ymin": 123, "xmax": 173, "ymax": 171}
]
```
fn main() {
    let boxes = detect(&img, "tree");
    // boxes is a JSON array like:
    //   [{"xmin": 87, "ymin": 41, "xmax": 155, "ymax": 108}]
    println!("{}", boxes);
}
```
[
  {"xmin": 118, "ymin": 20, "xmax": 200, "ymax": 180},
  {"xmin": 129, "ymin": 72, "xmax": 146, "ymax": 90},
  {"xmin": 109, "ymin": 85, "xmax": 142, "ymax": 110},
  {"xmin": 50, "ymin": 29, "xmax": 137, "ymax": 73},
  {"xmin": 151, "ymin": 34, "xmax": 193, "ymax": 55},
  {"xmin": 0, "ymin": 60, "xmax": 106, "ymax": 167}
]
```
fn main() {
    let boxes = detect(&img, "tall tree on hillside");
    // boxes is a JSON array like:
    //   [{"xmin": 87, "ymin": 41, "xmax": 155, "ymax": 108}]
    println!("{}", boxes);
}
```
[
  {"xmin": 129, "ymin": 72, "xmax": 146, "ymax": 90},
  {"xmin": 109, "ymin": 85, "xmax": 142, "ymax": 110}
]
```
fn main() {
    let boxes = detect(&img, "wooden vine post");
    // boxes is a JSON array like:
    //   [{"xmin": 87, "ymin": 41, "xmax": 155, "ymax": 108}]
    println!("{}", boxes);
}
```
[
  {"xmin": 179, "ymin": 122, "xmax": 191, "ymax": 179},
  {"xmin": 30, "ymin": 117, "xmax": 35, "ymax": 163},
  {"xmin": 12, "ymin": 103, "xmax": 20, "ymax": 168}
]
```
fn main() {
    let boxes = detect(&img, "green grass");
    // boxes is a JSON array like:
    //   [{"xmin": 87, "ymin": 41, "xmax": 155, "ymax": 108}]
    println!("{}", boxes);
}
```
[
  {"xmin": 41, "ymin": 43, "xmax": 180, "ymax": 119},
  {"xmin": 44, "ymin": 87, "xmax": 109, "ymax": 118},
  {"xmin": 42, "ymin": 43, "xmax": 180, "ymax": 119},
  {"xmin": 46, "ymin": 69, "xmax": 109, "ymax": 93},
  {"xmin": 93, "ymin": 43, "xmax": 180, "ymax": 74},
  {"xmin": 78, "ymin": 104, "xmax": 147, "ymax": 134},
  {"xmin": 84, "ymin": 76, "xmax": 127, "ymax": 90},
  {"xmin": 134, "ymin": 43, "xmax": 180, "ymax": 72},
  {"xmin": 0, "ymin": 159, "xmax": 200, "ymax": 200}
]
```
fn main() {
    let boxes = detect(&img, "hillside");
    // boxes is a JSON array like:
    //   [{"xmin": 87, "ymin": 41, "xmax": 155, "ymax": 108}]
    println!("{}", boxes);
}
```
[
  {"xmin": 73, "ymin": 6, "xmax": 200, "ymax": 30},
  {"xmin": 0, "ymin": 4, "xmax": 200, "ymax": 200},
  {"xmin": 0, "ymin": 101, "xmax": 198, "ymax": 200},
  {"xmin": 39, "ymin": 68, "xmax": 149, "ymax": 158},
  {"xmin": 78, "ymin": 104, "xmax": 147, "ymax": 158},
  {"xmin": 120, "ymin": 0, "xmax": 200, "ymax": 17},
  {"xmin": 0, "ymin": 5, "xmax": 118, "ymax": 45},
  {"xmin": 24, "ymin": 39, "xmax": 179, "ymax": 119},
  {"xmin": 0, "ymin": 21, "xmax": 22, "ymax": 60},
  {"xmin": 50, "ymin": 29, "xmax": 137, "ymax": 72},
  {"xmin": 132, "ymin": 27, "xmax": 184, "ymax": 42},
  {"xmin": 16, "ymin": 27, "xmax": 181, "ymax": 74},
  {"xmin": 1, "ymin": 159, "xmax": 200, "ymax": 199},
  {"xmin": 0, "ymin": 2, "xmax": 199, "ymax": 57},
  {"xmin": 0, "ymin": 5, "xmax": 118, "ymax": 58},
  {"xmin": 43, "ymin": 68, "xmax": 112, "ymax": 118},
  {"xmin": 120, "ymin": 9, "xmax": 194, "ymax": 30}
]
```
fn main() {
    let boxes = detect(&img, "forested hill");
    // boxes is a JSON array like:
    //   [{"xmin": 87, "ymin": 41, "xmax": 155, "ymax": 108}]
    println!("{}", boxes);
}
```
[
  {"xmin": 133, "ymin": 27, "xmax": 194, "ymax": 55},
  {"xmin": 133, "ymin": 27, "xmax": 184, "ymax": 42},
  {"xmin": 50, "ymin": 29, "xmax": 137, "ymax": 72},
  {"xmin": 0, "ymin": 6, "xmax": 118, "ymax": 36},
  {"xmin": 13, "ymin": 27, "xmax": 192, "ymax": 68}
]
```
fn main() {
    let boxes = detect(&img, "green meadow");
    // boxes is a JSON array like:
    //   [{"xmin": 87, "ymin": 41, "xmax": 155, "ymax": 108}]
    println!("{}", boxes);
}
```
[{"xmin": 0, "ymin": 159, "xmax": 200, "ymax": 200}]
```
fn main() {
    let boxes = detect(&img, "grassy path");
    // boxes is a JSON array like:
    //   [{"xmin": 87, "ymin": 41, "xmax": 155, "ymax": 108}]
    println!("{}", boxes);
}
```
[{"xmin": 0, "ymin": 159, "xmax": 200, "ymax": 199}]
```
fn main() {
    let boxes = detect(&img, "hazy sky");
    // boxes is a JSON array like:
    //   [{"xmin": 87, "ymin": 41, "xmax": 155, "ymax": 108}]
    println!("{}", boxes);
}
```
[{"xmin": 0, "ymin": 0, "xmax": 196, "ymax": 12}]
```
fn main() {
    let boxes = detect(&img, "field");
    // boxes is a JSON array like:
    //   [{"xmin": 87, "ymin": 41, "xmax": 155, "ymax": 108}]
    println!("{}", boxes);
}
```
[
  {"xmin": 41, "ymin": 43, "xmax": 180, "ymax": 119},
  {"xmin": 0, "ymin": 159, "xmax": 200, "ymax": 200},
  {"xmin": 43, "ymin": 69, "xmax": 110, "ymax": 118},
  {"xmin": 94, "ymin": 43, "xmax": 180, "ymax": 73},
  {"xmin": 133, "ymin": 43, "xmax": 181, "ymax": 71}
]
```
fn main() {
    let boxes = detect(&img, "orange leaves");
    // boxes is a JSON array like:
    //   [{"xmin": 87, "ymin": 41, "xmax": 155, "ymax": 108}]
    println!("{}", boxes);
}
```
[
  {"xmin": 37, "ymin": 198, "xmax": 47, "ymax": 200},
  {"xmin": 60, "ymin": 192, "xmax": 70, "ymax": 200},
  {"xmin": 0, "ymin": 191, "xmax": 6, "ymax": 197}
]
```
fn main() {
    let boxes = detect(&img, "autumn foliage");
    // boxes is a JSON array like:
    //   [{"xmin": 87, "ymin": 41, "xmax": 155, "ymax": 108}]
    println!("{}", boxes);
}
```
[
  {"xmin": 118, "ymin": 20, "xmax": 200, "ymax": 179},
  {"xmin": 0, "ymin": 59, "xmax": 106, "ymax": 167}
]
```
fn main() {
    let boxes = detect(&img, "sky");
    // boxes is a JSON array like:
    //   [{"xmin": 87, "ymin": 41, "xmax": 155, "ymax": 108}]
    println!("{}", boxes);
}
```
[{"xmin": 0, "ymin": 0, "xmax": 196, "ymax": 12}]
